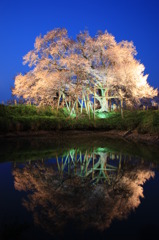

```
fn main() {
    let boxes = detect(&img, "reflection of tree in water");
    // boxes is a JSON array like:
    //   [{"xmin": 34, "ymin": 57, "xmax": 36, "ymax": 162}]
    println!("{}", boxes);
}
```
[{"xmin": 12, "ymin": 149, "xmax": 154, "ymax": 236}]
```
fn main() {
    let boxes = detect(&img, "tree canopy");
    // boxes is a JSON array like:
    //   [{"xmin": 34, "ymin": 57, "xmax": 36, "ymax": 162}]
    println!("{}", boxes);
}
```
[{"xmin": 12, "ymin": 28, "xmax": 158, "ymax": 116}]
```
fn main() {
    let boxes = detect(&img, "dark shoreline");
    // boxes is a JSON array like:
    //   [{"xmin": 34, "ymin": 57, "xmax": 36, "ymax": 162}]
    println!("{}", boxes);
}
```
[{"xmin": 0, "ymin": 129, "xmax": 159, "ymax": 145}]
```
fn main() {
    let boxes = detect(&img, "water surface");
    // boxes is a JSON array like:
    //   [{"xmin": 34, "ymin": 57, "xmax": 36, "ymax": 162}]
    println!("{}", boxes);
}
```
[{"xmin": 0, "ymin": 136, "xmax": 159, "ymax": 240}]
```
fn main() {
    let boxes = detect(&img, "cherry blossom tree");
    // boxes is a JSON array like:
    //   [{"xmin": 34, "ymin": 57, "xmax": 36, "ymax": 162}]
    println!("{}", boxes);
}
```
[
  {"xmin": 12, "ymin": 28, "xmax": 158, "ymax": 117},
  {"xmin": 77, "ymin": 32, "xmax": 157, "ymax": 114}
]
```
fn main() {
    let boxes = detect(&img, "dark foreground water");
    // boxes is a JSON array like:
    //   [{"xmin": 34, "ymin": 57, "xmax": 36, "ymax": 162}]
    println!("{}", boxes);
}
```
[{"xmin": 0, "ymin": 135, "xmax": 159, "ymax": 240}]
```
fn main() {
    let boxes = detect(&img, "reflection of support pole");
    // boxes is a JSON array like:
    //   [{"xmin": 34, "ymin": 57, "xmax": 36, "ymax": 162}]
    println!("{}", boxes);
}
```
[
  {"xmin": 68, "ymin": 154, "xmax": 70, "ymax": 175},
  {"xmin": 75, "ymin": 149, "xmax": 77, "ymax": 174},
  {"xmin": 86, "ymin": 151, "xmax": 88, "ymax": 176},
  {"xmin": 56, "ymin": 154, "xmax": 60, "ymax": 173},
  {"xmin": 83, "ymin": 151, "xmax": 87, "ymax": 176},
  {"xmin": 104, "ymin": 154, "xmax": 107, "ymax": 176},
  {"xmin": 61, "ymin": 157, "xmax": 63, "ymax": 176},
  {"xmin": 92, "ymin": 150, "xmax": 94, "ymax": 179},
  {"xmin": 79, "ymin": 151, "xmax": 82, "ymax": 164},
  {"xmin": 118, "ymin": 155, "xmax": 121, "ymax": 172},
  {"xmin": 117, "ymin": 153, "xmax": 121, "ymax": 176}
]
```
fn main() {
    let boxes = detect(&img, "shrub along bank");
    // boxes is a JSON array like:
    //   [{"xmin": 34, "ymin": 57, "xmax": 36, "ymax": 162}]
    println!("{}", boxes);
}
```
[{"xmin": 0, "ymin": 104, "xmax": 159, "ymax": 134}]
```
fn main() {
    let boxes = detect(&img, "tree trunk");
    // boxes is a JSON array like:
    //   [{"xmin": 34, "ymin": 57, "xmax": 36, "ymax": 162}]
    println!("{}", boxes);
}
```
[
  {"xmin": 94, "ymin": 87, "xmax": 96, "ymax": 120},
  {"xmin": 70, "ymin": 101, "xmax": 76, "ymax": 116},
  {"xmin": 97, "ymin": 97, "xmax": 109, "ymax": 112},
  {"xmin": 109, "ymin": 99, "xmax": 111, "ymax": 111},
  {"xmin": 64, "ymin": 97, "xmax": 70, "ymax": 112},
  {"xmin": 81, "ymin": 94, "xmax": 83, "ymax": 114},
  {"xmin": 121, "ymin": 98, "xmax": 124, "ymax": 118},
  {"xmin": 76, "ymin": 96, "xmax": 78, "ymax": 119},
  {"xmin": 62, "ymin": 93, "xmax": 64, "ymax": 108},
  {"xmin": 95, "ymin": 89, "xmax": 109, "ymax": 112},
  {"xmin": 57, "ymin": 90, "xmax": 61, "ymax": 111},
  {"xmin": 83, "ymin": 95, "xmax": 88, "ymax": 113},
  {"xmin": 87, "ymin": 92, "xmax": 90, "ymax": 119}
]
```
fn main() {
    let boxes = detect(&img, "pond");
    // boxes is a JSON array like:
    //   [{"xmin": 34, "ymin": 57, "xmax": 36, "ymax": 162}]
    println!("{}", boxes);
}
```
[{"xmin": 0, "ymin": 135, "xmax": 159, "ymax": 240}]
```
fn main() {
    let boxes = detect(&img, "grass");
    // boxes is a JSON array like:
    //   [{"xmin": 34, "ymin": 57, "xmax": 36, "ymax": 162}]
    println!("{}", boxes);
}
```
[{"xmin": 0, "ymin": 104, "xmax": 159, "ymax": 134}]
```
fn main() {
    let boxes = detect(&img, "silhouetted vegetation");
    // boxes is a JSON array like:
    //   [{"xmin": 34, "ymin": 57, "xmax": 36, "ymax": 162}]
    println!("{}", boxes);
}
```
[{"xmin": 0, "ymin": 104, "xmax": 159, "ymax": 134}]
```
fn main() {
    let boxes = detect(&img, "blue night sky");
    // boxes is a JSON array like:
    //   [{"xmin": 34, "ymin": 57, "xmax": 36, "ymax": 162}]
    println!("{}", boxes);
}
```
[{"xmin": 0, "ymin": 0, "xmax": 159, "ymax": 102}]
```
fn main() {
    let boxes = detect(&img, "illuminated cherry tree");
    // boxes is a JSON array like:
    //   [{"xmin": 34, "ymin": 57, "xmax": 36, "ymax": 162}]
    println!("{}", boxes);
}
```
[{"xmin": 12, "ymin": 28, "xmax": 158, "ymax": 116}]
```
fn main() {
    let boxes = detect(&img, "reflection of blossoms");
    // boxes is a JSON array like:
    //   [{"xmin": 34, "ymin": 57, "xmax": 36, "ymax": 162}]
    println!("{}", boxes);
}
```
[{"xmin": 13, "ymin": 162, "xmax": 154, "ymax": 236}]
